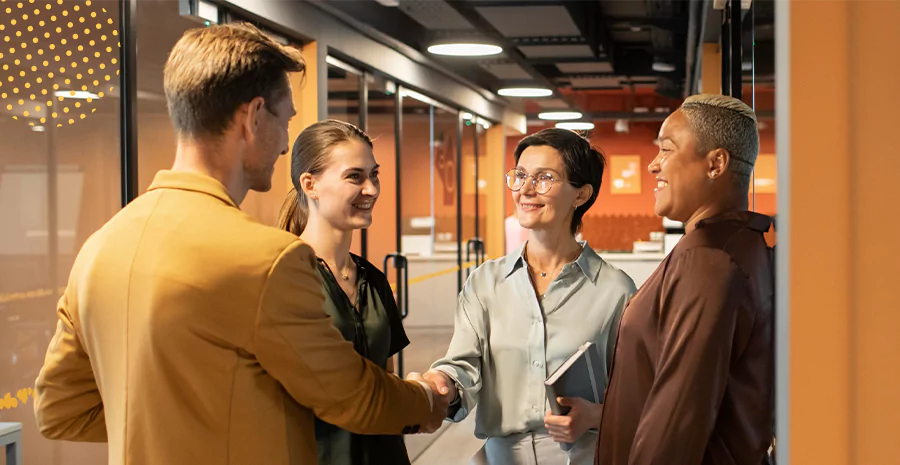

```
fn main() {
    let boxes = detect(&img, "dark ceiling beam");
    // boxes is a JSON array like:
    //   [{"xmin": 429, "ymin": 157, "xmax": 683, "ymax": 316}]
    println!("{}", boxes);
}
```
[
  {"xmin": 444, "ymin": 0, "xmax": 580, "ymax": 110},
  {"xmin": 528, "ymin": 56, "xmax": 610, "ymax": 65},
  {"xmin": 511, "ymin": 36, "xmax": 587, "ymax": 45},
  {"xmin": 607, "ymin": 17, "xmax": 684, "ymax": 29},
  {"xmin": 564, "ymin": 0, "xmax": 618, "ymax": 73},
  {"xmin": 464, "ymin": 0, "xmax": 564, "ymax": 6}
]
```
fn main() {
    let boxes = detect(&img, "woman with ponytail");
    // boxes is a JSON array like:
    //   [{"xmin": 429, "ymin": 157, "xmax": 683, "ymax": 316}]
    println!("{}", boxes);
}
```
[{"xmin": 277, "ymin": 120, "xmax": 411, "ymax": 465}]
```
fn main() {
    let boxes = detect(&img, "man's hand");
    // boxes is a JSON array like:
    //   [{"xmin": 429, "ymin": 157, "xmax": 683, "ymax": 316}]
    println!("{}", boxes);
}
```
[
  {"xmin": 406, "ymin": 372, "xmax": 452, "ymax": 433},
  {"xmin": 544, "ymin": 397, "xmax": 603, "ymax": 444},
  {"xmin": 423, "ymin": 369, "xmax": 457, "ymax": 403}
]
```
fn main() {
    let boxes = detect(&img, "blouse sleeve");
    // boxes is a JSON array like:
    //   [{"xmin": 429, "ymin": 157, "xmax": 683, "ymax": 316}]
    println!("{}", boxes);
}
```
[{"xmin": 376, "ymin": 270, "xmax": 410, "ymax": 357}]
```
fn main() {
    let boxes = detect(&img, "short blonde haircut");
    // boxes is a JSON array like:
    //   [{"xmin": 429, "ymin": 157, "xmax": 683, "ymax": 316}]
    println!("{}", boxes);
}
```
[
  {"xmin": 164, "ymin": 22, "xmax": 305, "ymax": 137},
  {"xmin": 681, "ymin": 94, "xmax": 759, "ymax": 181}
]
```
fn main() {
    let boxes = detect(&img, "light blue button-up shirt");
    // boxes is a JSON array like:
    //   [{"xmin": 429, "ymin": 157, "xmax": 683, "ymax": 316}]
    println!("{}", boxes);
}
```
[{"xmin": 432, "ymin": 242, "xmax": 637, "ymax": 439}]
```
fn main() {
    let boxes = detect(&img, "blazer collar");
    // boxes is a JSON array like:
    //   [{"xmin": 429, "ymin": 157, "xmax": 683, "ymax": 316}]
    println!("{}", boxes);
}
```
[{"xmin": 147, "ymin": 170, "xmax": 239, "ymax": 208}]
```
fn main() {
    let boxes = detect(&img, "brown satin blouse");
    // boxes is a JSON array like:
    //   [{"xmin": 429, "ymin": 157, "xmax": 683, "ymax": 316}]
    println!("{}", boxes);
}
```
[{"xmin": 596, "ymin": 211, "xmax": 775, "ymax": 465}]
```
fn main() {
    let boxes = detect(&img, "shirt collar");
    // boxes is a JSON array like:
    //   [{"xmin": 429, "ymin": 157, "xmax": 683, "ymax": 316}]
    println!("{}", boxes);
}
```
[
  {"xmin": 695, "ymin": 210, "xmax": 772, "ymax": 232},
  {"xmin": 147, "ymin": 170, "xmax": 239, "ymax": 208},
  {"xmin": 503, "ymin": 241, "xmax": 604, "ymax": 283}
]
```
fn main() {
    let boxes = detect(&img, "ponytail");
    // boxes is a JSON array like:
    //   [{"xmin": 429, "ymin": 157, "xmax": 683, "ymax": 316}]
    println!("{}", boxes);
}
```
[{"xmin": 277, "ymin": 188, "xmax": 309, "ymax": 235}]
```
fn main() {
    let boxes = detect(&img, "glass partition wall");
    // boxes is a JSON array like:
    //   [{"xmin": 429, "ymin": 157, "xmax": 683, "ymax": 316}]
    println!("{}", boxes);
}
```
[
  {"xmin": 326, "ymin": 57, "xmax": 365, "ymax": 256},
  {"xmin": 0, "ymin": 1, "xmax": 493, "ymax": 455}
]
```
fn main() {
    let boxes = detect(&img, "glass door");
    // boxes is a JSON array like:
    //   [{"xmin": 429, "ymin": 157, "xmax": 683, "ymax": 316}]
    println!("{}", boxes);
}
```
[
  {"xmin": 326, "ymin": 56, "xmax": 365, "ymax": 257},
  {"xmin": 394, "ymin": 87, "xmax": 461, "ymax": 458},
  {"xmin": 460, "ymin": 115, "xmax": 485, "ymax": 279}
]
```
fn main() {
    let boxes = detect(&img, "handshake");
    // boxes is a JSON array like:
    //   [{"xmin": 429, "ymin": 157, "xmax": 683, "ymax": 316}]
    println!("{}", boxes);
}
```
[{"xmin": 405, "ymin": 369, "xmax": 458, "ymax": 434}]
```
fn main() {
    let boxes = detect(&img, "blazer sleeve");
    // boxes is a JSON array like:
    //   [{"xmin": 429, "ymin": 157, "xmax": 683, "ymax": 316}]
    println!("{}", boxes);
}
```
[
  {"xmin": 251, "ymin": 240, "xmax": 433, "ymax": 435},
  {"xmin": 33, "ymin": 292, "xmax": 108, "ymax": 442}
]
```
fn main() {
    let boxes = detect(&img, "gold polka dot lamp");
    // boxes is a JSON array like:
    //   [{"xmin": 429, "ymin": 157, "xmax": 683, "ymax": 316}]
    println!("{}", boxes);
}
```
[{"xmin": 0, "ymin": 0, "xmax": 120, "ymax": 128}]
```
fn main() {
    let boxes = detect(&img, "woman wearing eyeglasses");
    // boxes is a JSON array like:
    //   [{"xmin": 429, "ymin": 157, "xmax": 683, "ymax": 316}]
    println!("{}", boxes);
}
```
[{"xmin": 414, "ymin": 128, "xmax": 636, "ymax": 465}]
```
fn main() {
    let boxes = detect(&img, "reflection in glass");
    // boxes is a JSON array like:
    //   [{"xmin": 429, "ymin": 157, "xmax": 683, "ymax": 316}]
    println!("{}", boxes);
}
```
[
  {"xmin": 365, "ymin": 75, "xmax": 397, "ymax": 265},
  {"xmin": 396, "ymin": 91, "xmax": 459, "ymax": 462},
  {"xmin": 0, "ymin": 0, "xmax": 121, "ymax": 463},
  {"xmin": 326, "ymin": 60, "xmax": 363, "ymax": 256},
  {"xmin": 460, "ymin": 117, "xmax": 482, "ymax": 276}
]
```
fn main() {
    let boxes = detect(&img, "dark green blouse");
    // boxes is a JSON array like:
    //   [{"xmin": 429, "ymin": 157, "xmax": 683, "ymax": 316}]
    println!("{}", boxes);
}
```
[{"xmin": 313, "ymin": 253, "xmax": 411, "ymax": 465}]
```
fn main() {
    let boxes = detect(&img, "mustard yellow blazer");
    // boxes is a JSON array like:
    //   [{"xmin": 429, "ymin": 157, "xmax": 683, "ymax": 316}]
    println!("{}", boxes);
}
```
[{"xmin": 34, "ymin": 170, "xmax": 431, "ymax": 465}]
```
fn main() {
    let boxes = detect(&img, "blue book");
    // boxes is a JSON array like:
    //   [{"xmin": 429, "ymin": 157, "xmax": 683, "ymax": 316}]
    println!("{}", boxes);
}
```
[{"xmin": 544, "ymin": 342, "xmax": 605, "ymax": 450}]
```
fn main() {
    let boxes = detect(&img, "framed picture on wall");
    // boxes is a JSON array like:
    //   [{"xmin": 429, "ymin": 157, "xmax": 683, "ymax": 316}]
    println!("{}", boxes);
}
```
[{"xmin": 610, "ymin": 155, "xmax": 642, "ymax": 194}]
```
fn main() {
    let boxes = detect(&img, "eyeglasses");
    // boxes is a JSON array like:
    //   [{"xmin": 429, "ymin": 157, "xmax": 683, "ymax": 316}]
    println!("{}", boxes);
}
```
[{"xmin": 505, "ymin": 169, "xmax": 573, "ymax": 195}]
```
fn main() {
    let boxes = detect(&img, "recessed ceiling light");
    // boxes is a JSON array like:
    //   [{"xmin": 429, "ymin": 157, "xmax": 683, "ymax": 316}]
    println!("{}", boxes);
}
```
[
  {"xmin": 31, "ymin": 125, "xmax": 46, "ymax": 132},
  {"xmin": 652, "ymin": 62, "xmax": 676, "ymax": 72},
  {"xmin": 556, "ymin": 122, "xmax": 595, "ymax": 130},
  {"xmin": 498, "ymin": 87, "xmax": 553, "ymax": 98},
  {"xmin": 538, "ymin": 111, "xmax": 582, "ymax": 121},
  {"xmin": 54, "ymin": 90, "xmax": 100, "ymax": 100},
  {"xmin": 427, "ymin": 43, "xmax": 503, "ymax": 57}
]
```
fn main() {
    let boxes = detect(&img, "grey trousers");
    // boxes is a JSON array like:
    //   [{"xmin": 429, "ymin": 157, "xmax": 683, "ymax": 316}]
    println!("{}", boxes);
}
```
[{"xmin": 469, "ymin": 430, "xmax": 597, "ymax": 465}]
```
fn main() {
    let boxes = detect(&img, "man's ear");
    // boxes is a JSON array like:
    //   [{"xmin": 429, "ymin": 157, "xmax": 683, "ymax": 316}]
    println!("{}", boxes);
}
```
[{"xmin": 241, "ymin": 96, "xmax": 266, "ymax": 140}]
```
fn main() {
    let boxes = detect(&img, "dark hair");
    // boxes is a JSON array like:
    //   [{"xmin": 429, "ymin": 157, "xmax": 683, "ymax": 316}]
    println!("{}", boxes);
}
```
[
  {"xmin": 513, "ymin": 128, "xmax": 606, "ymax": 235},
  {"xmin": 163, "ymin": 22, "xmax": 305, "ymax": 137},
  {"xmin": 277, "ymin": 120, "xmax": 374, "ymax": 235}
]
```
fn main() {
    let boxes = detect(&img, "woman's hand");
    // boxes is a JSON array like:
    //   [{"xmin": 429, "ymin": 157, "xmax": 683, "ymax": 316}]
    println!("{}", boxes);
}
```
[{"xmin": 544, "ymin": 397, "xmax": 603, "ymax": 444}]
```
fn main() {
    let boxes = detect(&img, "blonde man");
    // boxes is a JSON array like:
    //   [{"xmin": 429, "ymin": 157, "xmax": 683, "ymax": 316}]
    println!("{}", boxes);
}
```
[
  {"xmin": 596, "ymin": 94, "xmax": 775, "ymax": 464},
  {"xmin": 33, "ymin": 23, "xmax": 447, "ymax": 465}
]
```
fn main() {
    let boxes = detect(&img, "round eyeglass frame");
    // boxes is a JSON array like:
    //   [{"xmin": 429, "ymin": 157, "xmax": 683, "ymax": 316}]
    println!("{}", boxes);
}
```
[{"xmin": 505, "ymin": 169, "xmax": 576, "ymax": 195}]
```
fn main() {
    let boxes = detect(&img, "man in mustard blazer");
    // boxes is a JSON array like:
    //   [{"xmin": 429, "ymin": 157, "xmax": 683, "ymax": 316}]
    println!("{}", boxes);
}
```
[{"xmin": 33, "ymin": 23, "xmax": 448, "ymax": 465}]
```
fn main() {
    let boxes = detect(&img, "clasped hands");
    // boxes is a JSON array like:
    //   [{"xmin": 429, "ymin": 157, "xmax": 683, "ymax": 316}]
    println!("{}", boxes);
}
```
[{"xmin": 405, "ymin": 369, "xmax": 457, "ymax": 434}]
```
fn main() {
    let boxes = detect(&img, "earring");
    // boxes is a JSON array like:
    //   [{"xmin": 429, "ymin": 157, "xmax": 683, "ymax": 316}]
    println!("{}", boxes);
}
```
[
  {"xmin": 310, "ymin": 193, "xmax": 318, "ymax": 200},
  {"xmin": 709, "ymin": 171, "xmax": 718, "ymax": 178}
]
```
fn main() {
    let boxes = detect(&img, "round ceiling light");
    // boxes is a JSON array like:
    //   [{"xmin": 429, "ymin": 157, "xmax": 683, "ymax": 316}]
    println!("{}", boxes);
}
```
[
  {"xmin": 498, "ymin": 87, "xmax": 553, "ymax": 98},
  {"xmin": 427, "ymin": 43, "xmax": 503, "ymax": 57},
  {"xmin": 652, "ymin": 62, "xmax": 676, "ymax": 72},
  {"xmin": 538, "ymin": 111, "xmax": 582, "ymax": 121},
  {"xmin": 556, "ymin": 121, "xmax": 595, "ymax": 131}
]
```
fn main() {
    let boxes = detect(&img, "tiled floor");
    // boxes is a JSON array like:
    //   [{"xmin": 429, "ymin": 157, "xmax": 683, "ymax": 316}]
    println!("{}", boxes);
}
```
[
  {"xmin": 409, "ymin": 412, "xmax": 484, "ymax": 465},
  {"xmin": 400, "ymin": 258, "xmax": 486, "ymax": 464}
]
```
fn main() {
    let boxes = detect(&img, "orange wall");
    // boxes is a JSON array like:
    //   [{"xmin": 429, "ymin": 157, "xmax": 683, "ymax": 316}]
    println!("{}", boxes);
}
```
[{"xmin": 788, "ymin": 1, "xmax": 900, "ymax": 463}]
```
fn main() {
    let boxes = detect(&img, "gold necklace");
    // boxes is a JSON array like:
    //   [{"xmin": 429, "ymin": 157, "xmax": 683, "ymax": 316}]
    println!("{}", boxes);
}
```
[
  {"xmin": 326, "ymin": 255, "xmax": 352, "ymax": 281},
  {"xmin": 529, "ymin": 262, "xmax": 565, "ymax": 279},
  {"xmin": 525, "ymin": 247, "xmax": 580, "ymax": 278}
]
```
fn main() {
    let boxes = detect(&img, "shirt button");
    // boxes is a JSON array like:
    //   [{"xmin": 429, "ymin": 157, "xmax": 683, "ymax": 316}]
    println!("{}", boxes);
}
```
[
  {"xmin": 532, "ymin": 406, "xmax": 540, "ymax": 412},
  {"xmin": 533, "ymin": 361, "xmax": 542, "ymax": 368}
]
